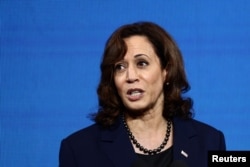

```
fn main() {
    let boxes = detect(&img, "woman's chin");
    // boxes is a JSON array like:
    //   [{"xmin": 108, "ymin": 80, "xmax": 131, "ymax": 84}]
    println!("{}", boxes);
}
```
[{"xmin": 124, "ymin": 105, "xmax": 151, "ymax": 117}]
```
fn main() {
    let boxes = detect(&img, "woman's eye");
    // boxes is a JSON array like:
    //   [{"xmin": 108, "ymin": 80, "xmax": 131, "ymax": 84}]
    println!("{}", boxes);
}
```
[
  {"xmin": 137, "ymin": 61, "xmax": 148, "ymax": 67},
  {"xmin": 114, "ymin": 63, "xmax": 126, "ymax": 72}
]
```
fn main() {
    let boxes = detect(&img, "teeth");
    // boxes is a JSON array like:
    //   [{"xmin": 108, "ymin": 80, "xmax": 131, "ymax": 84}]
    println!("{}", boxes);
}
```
[{"xmin": 131, "ymin": 91, "xmax": 141, "ymax": 96}]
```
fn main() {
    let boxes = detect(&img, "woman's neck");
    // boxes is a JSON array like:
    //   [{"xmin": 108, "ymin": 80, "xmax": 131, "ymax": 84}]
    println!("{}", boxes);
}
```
[
  {"xmin": 124, "ymin": 112, "xmax": 173, "ymax": 154},
  {"xmin": 125, "ymin": 111, "xmax": 166, "ymax": 131}
]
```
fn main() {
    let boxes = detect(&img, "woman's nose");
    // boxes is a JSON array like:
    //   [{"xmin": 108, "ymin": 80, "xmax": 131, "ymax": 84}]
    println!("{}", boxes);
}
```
[{"xmin": 126, "ymin": 66, "xmax": 139, "ymax": 83}]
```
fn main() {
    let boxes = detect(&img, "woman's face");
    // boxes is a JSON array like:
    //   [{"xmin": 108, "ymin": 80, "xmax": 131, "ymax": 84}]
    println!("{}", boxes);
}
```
[{"xmin": 114, "ymin": 35, "xmax": 167, "ymax": 113}]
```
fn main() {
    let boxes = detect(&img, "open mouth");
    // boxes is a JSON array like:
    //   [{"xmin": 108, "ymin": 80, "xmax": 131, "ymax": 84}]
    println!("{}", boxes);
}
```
[{"xmin": 127, "ymin": 88, "xmax": 144, "ymax": 100}]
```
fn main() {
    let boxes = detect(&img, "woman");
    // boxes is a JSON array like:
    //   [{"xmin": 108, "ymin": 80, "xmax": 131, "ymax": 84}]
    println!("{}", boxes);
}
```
[{"xmin": 59, "ymin": 22, "xmax": 226, "ymax": 167}]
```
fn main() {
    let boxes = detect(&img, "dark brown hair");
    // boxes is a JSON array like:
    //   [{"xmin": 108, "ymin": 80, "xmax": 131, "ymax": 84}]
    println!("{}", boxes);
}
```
[{"xmin": 93, "ymin": 21, "xmax": 193, "ymax": 127}]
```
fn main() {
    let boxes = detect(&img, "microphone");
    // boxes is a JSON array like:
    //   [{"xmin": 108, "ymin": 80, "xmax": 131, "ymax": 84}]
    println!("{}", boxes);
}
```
[{"xmin": 170, "ymin": 160, "xmax": 188, "ymax": 167}]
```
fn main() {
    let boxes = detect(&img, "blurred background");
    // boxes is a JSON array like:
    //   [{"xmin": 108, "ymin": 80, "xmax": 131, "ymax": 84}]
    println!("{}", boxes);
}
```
[{"xmin": 1, "ymin": 0, "xmax": 250, "ymax": 166}]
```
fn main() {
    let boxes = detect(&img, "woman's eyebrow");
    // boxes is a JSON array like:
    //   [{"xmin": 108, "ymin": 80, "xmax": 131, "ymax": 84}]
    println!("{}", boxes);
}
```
[{"xmin": 134, "ymin": 54, "xmax": 150, "ymax": 59}]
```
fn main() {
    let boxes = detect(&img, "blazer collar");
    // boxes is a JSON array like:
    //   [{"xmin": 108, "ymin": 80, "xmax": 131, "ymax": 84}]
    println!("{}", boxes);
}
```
[{"xmin": 100, "ymin": 116, "xmax": 136, "ymax": 167}]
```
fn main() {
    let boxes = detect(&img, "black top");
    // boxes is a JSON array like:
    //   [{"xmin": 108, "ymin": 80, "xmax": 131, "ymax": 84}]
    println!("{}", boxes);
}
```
[{"xmin": 131, "ymin": 146, "xmax": 173, "ymax": 167}]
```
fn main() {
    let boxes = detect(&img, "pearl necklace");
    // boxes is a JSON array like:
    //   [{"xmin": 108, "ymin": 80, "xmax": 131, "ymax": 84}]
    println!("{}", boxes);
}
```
[{"xmin": 122, "ymin": 116, "xmax": 171, "ymax": 155}]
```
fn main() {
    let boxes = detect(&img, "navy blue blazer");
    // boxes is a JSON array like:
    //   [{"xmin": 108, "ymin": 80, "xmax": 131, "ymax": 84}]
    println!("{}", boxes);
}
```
[{"xmin": 59, "ymin": 117, "xmax": 226, "ymax": 167}]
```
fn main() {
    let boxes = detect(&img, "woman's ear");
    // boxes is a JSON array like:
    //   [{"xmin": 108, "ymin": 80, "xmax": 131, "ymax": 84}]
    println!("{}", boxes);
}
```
[{"xmin": 163, "ymin": 68, "xmax": 168, "ymax": 83}]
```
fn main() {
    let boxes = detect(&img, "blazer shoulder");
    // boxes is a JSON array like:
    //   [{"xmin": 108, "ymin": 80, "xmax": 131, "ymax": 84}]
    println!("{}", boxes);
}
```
[
  {"xmin": 59, "ymin": 124, "xmax": 120, "ymax": 166},
  {"xmin": 182, "ymin": 118, "xmax": 226, "ymax": 150},
  {"xmin": 63, "ymin": 123, "xmax": 102, "ymax": 145},
  {"xmin": 189, "ymin": 118, "xmax": 223, "ymax": 135}
]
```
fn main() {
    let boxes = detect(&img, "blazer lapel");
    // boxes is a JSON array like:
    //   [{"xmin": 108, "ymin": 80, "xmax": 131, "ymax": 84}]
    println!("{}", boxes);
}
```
[
  {"xmin": 173, "ymin": 117, "xmax": 198, "ymax": 162},
  {"xmin": 100, "ymin": 117, "xmax": 136, "ymax": 167}
]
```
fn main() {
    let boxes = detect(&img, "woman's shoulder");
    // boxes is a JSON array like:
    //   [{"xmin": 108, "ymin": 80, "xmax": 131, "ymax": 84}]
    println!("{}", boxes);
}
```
[
  {"xmin": 188, "ymin": 118, "xmax": 217, "ymax": 128},
  {"xmin": 62, "ymin": 123, "xmax": 102, "ymax": 144},
  {"xmin": 174, "ymin": 117, "xmax": 226, "ymax": 149},
  {"xmin": 174, "ymin": 117, "xmax": 224, "ymax": 136}
]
